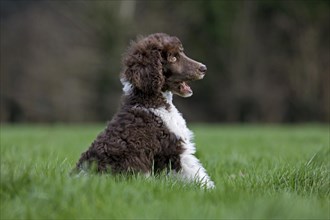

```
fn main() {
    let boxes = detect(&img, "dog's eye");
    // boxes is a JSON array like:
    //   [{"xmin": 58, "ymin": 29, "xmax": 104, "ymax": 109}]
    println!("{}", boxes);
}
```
[{"xmin": 169, "ymin": 56, "xmax": 177, "ymax": 63}]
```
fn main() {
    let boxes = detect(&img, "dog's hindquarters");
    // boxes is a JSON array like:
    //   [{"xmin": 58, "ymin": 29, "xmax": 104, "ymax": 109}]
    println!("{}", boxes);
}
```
[{"xmin": 74, "ymin": 109, "xmax": 185, "ymax": 175}]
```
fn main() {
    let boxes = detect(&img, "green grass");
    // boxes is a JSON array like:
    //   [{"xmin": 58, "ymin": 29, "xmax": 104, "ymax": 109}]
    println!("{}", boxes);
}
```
[{"xmin": 1, "ymin": 124, "xmax": 329, "ymax": 219}]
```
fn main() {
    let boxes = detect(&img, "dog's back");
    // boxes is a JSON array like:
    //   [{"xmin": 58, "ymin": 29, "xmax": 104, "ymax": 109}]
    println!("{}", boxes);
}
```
[{"xmin": 76, "ymin": 106, "xmax": 183, "ymax": 174}]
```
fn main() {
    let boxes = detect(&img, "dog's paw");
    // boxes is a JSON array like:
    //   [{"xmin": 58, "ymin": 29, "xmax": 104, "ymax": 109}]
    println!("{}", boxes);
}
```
[{"xmin": 202, "ymin": 180, "xmax": 215, "ymax": 190}]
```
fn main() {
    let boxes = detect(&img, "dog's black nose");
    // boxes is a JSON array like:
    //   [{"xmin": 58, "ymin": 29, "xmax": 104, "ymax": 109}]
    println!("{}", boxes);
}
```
[{"xmin": 199, "ymin": 65, "xmax": 207, "ymax": 73}]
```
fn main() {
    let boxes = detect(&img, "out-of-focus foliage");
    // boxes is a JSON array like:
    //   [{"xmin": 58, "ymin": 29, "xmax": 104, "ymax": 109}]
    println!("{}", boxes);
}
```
[{"xmin": 1, "ymin": 0, "xmax": 329, "ymax": 123}]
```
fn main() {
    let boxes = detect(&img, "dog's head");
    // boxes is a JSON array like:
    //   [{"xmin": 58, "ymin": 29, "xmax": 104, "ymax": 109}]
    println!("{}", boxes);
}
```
[{"xmin": 122, "ymin": 33, "xmax": 206, "ymax": 97}]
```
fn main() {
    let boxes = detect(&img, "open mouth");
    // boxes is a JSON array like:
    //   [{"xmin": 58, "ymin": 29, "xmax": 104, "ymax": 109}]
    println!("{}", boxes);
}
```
[
  {"xmin": 179, "ymin": 81, "xmax": 192, "ymax": 96},
  {"xmin": 175, "ymin": 81, "xmax": 193, "ymax": 97},
  {"xmin": 166, "ymin": 71, "xmax": 206, "ymax": 98}
]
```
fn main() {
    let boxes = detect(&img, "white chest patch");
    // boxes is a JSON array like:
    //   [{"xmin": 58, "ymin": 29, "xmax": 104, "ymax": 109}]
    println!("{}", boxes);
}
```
[{"xmin": 149, "ymin": 92, "xmax": 195, "ymax": 155}]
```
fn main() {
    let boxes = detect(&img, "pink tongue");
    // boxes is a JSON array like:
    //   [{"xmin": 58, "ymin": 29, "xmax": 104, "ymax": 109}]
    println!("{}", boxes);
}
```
[{"xmin": 180, "ymin": 82, "xmax": 192, "ymax": 94}]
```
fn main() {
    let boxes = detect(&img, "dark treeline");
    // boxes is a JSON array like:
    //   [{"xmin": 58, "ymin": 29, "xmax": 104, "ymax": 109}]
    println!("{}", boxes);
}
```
[{"xmin": 1, "ymin": 0, "xmax": 329, "ymax": 123}]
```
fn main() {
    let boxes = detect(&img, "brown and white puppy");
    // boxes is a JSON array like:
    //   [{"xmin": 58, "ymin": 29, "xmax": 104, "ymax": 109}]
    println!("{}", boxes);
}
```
[{"xmin": 75, "ymin": 33, "xmax": 214, "ymax": 189}]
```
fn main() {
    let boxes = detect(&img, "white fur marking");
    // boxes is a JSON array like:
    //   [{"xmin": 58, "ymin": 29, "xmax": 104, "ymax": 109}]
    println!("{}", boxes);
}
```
[
  {"xmin": 149, "ymin": 92, "xmax": 215, "ymax": 189},
  {"xmin": 121, "ymin": 78, "xmax": 133, "ymax": 95}
]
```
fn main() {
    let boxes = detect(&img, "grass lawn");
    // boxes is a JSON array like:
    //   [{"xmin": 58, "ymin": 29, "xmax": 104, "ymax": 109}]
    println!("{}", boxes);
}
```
[{"xmin": 0, "ymin": 124, "xmax": 329, "ymax": 219}]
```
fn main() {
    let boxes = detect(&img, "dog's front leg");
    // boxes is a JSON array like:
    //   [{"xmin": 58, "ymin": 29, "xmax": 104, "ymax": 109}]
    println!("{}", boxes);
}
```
[{"xmin": 180, "ymin": 154, "xmax": 215, "ymax": 189}]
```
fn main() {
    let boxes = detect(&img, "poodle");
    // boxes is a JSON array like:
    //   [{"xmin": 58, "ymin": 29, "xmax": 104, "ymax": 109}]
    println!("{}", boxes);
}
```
[{"xmin": 75, "ymin": 33, "xmax": 215, "ymax": 189}]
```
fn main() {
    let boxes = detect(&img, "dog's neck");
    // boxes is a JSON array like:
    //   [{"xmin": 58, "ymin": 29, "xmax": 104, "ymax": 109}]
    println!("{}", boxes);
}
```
[{"xmin": 121, "ymin": 79, "xmax": 172, "ymax": 109}]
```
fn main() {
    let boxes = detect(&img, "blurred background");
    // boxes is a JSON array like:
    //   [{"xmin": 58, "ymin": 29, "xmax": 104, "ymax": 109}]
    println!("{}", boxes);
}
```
[{"xmin": 1, "ymin": 0, "xmax": 329, "ymax": 124}]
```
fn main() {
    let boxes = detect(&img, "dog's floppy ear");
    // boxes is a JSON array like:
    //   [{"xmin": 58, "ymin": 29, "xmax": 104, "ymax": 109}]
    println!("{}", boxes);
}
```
[{"xmin": 124, "ymin": 49, "xmax": 165, "ymax": 94}]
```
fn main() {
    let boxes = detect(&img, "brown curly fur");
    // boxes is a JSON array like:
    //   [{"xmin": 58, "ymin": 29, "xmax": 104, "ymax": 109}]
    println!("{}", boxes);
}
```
[{"xmin": 75, "ymin": 33, "xmax": 206, "ymax": 175}]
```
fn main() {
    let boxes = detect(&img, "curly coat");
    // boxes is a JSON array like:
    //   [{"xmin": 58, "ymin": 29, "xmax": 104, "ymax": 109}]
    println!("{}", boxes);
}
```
[{"xmin": 75, "ymin": 33, "xmax": 214, "ymax": 189}]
